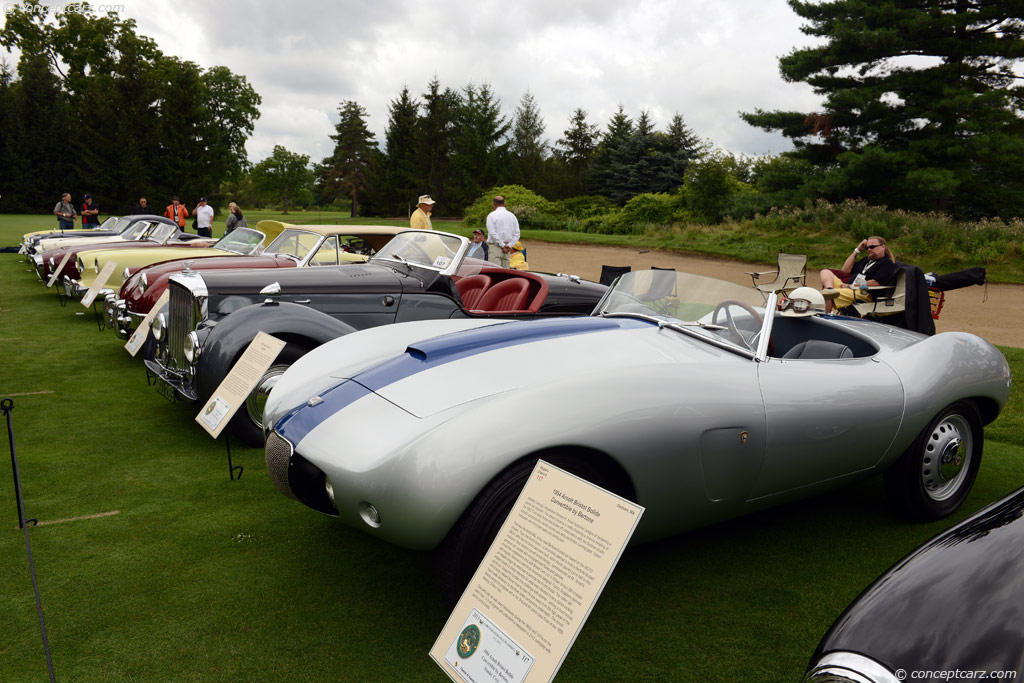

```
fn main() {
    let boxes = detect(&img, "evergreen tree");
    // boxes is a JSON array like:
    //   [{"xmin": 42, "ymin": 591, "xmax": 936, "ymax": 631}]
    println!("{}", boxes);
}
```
[
  {"xmin": 742, "ymin": 0, "xmax": 1024, "ymax": 217},
  {"xmin": 450, "ymin": 82, "xmax": 509, "ymax": 211},
  {"xmin": 319, "ymin": 100, "xmax": 377, "ymax": 217},
  {"xmin": 377, "ymin": 85, "xmax": 420, "ymax": 216},
  {"xmin": 508, "ymin": 90, "xmax": 547, "ymax": 191},
  {"xmin": 589, "ymin": 105, "xmax": 634, "ymax": 201},
  {"xmin": 416, "ymin": 77, "xmax": 462, "ymax": 215},
  {"xmin": 553, "ymin": 108, "xmax": 599, "ymax": 197}
]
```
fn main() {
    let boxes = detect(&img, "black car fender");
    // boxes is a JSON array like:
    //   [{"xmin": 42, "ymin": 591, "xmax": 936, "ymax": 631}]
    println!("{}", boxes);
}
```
[{"xmin": 195, "ymin": 301, "xmax": 357, "ymax": 400}]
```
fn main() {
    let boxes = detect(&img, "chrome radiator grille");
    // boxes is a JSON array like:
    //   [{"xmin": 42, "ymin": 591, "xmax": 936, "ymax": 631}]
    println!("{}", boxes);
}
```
[
  {"xmin": 265, "ymin": 432, "xmax": 297, "ymax": 500},
  {"xmin": 167, "ymin": 280, "xmax": 197, "ymax": 372}
]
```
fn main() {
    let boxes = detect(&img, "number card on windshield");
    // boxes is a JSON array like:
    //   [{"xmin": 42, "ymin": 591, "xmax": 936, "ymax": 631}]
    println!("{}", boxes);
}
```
[
  {"xmin": 195, "ymin": 332, "xmax": 286, "ymax": 439},
  {"xmin": 430, "ymin": 461, "xmax": 644, "ymax": 683}
]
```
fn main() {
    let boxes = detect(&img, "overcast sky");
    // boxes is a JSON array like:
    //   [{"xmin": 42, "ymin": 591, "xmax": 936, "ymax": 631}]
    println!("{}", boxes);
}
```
[{"xmin": 4, "ymin": 0, "xmax": 826, "ymax": 164}]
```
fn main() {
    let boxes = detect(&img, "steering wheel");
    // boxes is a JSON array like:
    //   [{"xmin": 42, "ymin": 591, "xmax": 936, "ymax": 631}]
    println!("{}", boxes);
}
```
[{"xmin": 712, "ymin": 299, "xmax": 764, "ymax": 350}]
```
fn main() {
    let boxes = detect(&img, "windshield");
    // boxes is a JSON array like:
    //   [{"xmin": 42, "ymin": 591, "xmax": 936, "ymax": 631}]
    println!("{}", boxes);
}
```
[
  {"xmin": 96, "ymin": 216, "xmax": 119, "ymax": 230},
  {"xmin": 123, "ymin": 220, "xmax": 155, "ymax": 239},
  {"xmin": 595, "ymin": 270, "xmax": 769, "ymax": 351},
  {"xmin": 214, "ymin": 227, "xmax": 267, "ymax": 255},
  {"xmin": 142, "ymin": 222, "xmax": 176, "ymax": 243},
  {"xmin": 264, "ymin": 229, "xmax": 323, "ymax": 261},
  {"xmin": 372, "ymin": 231, "xmax": 464, "ymax": 272}
]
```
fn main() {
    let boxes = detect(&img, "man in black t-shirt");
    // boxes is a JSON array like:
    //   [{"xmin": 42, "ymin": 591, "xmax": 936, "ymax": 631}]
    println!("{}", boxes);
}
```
[
  {"xmin": 819, "ymin": 236, "xmax": 897, "ymax": 312},
  {"xmin": 81, "ymin": 194, "xmax": 100, "ymax": 226},
  {"xmin": 131, "ymin": 197, "xmax": 151, "ymax": 215}
]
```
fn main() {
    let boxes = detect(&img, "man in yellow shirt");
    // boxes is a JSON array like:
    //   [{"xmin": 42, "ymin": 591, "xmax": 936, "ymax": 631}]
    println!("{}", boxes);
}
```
[{"xmin": 410, "ymin": 194, "xmax": 434, "ymax": 230}]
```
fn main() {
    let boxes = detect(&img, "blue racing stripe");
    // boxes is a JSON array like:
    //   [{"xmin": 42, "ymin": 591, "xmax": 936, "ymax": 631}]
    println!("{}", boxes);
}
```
[{"xmin": 275, "ymin": 315, "xmax": 652, "ymax": 446}]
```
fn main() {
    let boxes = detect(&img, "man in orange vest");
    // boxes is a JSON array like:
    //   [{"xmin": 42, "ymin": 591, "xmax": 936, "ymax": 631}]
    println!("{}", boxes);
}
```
[{"xmin": 164, "ymin": 195, "xmax": 189, "ymax": 228}]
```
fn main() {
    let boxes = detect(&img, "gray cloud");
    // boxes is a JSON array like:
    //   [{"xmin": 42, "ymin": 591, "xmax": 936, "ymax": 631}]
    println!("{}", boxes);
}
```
[{"xmin": 109, "ymin": 0, "xmax": 824, "ymax": 162}]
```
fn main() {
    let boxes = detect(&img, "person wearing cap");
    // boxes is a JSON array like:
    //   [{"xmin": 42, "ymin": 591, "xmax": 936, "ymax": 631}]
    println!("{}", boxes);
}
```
[
  {"xmin": 485, "ymin": 195, "xmax": 520, "ymax": 268},
  {"xmin": 164, "ymin": 195, "xmax": 189, "ymax": 228},
  {"xmin": 411, "ymin": 194, "xmax": 435, "ymax": 230},
  {"xmin": 81, "ymin": 194, "xmax": 100, "ymax": 227},
  {"xmin": 466, "ymin": 229, "xmax": 489, "ymax": 261},
  {"xmin": 54, "ymin": 192, "xmax": 76, "ymax": 230},
  {"xmin": 819, "ymin": 236, "xmax": 898, "ymax": 313},
  {"xmin": 193, "ymin": 197, "xmax": 215, "ymax": 237}
]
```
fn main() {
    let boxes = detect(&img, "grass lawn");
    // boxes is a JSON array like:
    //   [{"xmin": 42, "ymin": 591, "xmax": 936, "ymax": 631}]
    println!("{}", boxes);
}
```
[{"xmin": 1, "ymin": 213, "xmax": 1021, "ymax": 681}]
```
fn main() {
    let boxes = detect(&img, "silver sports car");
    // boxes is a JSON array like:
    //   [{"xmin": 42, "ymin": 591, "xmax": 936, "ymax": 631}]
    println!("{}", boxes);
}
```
[{"xmin": 262, "ymin": 270, "xmax": 1011, "ymax": 600}]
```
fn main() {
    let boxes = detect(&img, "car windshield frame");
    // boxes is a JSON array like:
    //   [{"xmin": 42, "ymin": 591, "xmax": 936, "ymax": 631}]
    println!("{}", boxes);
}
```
[
  {"xmin": 594, "ymin": 270, "xmax": 776, "ymax": 359},
  {"xmin": 263, "ymin": 228, "xmax": 326, "ymax": 264},
  {"xmin": 123, "ymin": 220, "xmax": 156, "ymax": 240},
  {"xmin": 213, "ymin": 227, "xmax": 269, "ymax": 256},
  {"xmin": 370, "ymin": 230, "xmax": 469, "ymax": 276}
]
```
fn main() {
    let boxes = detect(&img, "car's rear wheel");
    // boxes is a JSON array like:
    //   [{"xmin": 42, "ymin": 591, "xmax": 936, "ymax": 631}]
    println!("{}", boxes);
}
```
[
  {"xmin": 435, "ymin": 453, "xmax": 620, "ymax": 607},
  {"xmin": 228, "ymin": 343, "xmax": 309, "ymax": 447},
  {"xmin": 884, "ymin": 400, "xmax": 982, "ymax": 522}
]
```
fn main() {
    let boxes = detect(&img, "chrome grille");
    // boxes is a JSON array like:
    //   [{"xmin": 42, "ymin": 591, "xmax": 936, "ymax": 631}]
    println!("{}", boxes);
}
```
[
  {"xmin": 265, "ymin": 432, "xmax": 297, "ymax": 500},
  {"xmin": 167, "ymin": 279, "xmax": 195, "ymax": 372}
]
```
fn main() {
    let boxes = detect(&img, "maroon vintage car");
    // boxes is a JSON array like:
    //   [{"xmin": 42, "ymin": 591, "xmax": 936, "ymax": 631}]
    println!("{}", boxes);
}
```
[
  {"xmin": 34, "ymin": 215, "xmax": 210, "ymax": 282},
  {"xmin": 107, "ymin": 224, "xmax": 403, "ymax": 337}
]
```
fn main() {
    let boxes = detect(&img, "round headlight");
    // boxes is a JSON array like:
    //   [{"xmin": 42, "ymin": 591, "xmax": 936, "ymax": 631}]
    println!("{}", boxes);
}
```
[
  {"xmin": 152, "ymin": 313, "xmax": 166, "ymax": 341},
  {"xmin": 140, "ymin": 272, "xmax": 149, "ymax": 292},
  {"xmin": 184, "ymin": 331, "xmax": 201, "ymax": 363},
  {"xmin": 358, "ymin": 501, "xmax": 381, "ymax": 528}
]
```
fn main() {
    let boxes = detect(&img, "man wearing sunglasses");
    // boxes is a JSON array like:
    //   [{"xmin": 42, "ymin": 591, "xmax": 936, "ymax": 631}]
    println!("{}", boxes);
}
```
[{"xmin": 819, "ymin": 236, "xmax": 898, "ymax": 313}]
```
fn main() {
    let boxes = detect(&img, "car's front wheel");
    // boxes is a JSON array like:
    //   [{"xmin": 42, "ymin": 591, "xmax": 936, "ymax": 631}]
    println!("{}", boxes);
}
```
[
  {"xmin": 229, "ymin": 343, "xmax": 310, "ymax": 447},
  {"xmin": 435, "ymin": 454, "xmax": 622, "ymax": 607},
  {"xmin": 884, "ymin": 400, "xmax": 983, "ymax": 522}
]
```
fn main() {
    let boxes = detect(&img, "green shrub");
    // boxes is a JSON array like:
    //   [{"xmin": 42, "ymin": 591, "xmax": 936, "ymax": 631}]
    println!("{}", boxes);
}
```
[
  {"xmin": 464, "ymin": 185, "xmax": 555, "ymax": 227},
  {"xmin": 621, "ymin": 192, "xmax": 680, "ymax": 226}
]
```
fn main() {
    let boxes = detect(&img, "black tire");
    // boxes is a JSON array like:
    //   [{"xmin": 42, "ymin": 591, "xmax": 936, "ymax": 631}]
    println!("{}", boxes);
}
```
[
  {"xmin": 884, "ymin": 400, "xmax": 983, "ymax": 522},
  {"xmin": 227, "ymin": 343, "xmax": 309, "ymax": 447},
  {"xmin": 435, "ymin": 454, "xmax": 618, "ymax": 608}
]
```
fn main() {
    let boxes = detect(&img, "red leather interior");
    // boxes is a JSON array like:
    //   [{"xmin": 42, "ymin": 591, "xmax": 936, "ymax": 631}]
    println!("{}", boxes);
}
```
[
  {"xmin": 476, "ymin": 277, "xmax": 531, "ymax": 312},
  {"xmin": 455, "ymin": 274, "xmax": 492, "ymax": 310}
]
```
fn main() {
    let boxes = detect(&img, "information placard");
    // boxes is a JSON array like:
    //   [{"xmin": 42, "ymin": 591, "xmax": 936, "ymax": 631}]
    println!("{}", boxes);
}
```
[
  {"xmin": 80, "ymin": 260, "xmax": 118, "ymax": 307},
  {"xmin": 46, "ymin": 251, "xmax": 72, "ymax": 288},
  {"xmin": 124, "ymin": 290, "xmax": 170, "ymax": 357},
  {"xmin": 194, "ymin": 332, "xmax": 286, "ymax": 438},
  {"xmin": 430, "ymin": 461, "xmax": 644, "ymax": 683}
]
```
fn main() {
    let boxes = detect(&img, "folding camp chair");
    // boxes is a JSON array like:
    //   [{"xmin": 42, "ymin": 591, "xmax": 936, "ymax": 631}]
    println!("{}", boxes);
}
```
[
  {"xmin": 853, "ymin": 268, "xmax": 906, "ymax": 319},
  {"xmin": 747, "ymin": 253, "xmax": 807, "ymax": 298},
  {"xmin": 599, "ymin": 265, "xmax": 631, "ymax": 287}
]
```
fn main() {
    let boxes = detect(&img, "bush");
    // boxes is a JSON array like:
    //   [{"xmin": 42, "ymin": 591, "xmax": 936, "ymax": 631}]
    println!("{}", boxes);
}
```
[
  {"xmin": 621, "ymin": 193, "xmax": 680, "ymax": 226},
  {"xmin": 464, "ymin": 185, "xmax": 555, "ymax": 227}
]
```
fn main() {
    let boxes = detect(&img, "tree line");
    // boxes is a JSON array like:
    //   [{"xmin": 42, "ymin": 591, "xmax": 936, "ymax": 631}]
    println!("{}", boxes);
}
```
[
  {"xmin": 2, "ymin": 0, "xmax": 1022, "ymax": 222},
  {"xmin": 0, "ymin": 2, "xmax": 260, "ymax": 215}
]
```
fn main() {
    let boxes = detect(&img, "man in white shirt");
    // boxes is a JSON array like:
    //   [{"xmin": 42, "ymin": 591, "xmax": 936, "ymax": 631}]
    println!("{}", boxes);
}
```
[
  {"xmin": 194, "ymin": 197, "xmax": 215, "ymax": 237},
  {"xmin": 485, "ymin": 195, "xmax": 520, "ymax": 268}
]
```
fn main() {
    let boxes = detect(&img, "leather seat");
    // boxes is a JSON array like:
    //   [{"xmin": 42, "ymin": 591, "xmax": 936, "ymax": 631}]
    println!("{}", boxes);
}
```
[
  {"xmin": 475, "ymin": 277, "xmax": 531, "ymax": 313},
  {"xmin": 456, "ymin": 274, "xmax": 491, "ymax": 310},
  {"xmin": 782, "ymin": 340, "xmax": 853, "ymax": 359}
]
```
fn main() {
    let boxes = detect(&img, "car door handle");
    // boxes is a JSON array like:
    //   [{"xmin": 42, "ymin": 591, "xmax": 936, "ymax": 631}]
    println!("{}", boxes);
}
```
[
  {"xmin": 294, "ymin": 299, "xmax": 311, "ymax": 304},
  {"xmin": 382, "ymin": 296, "xmax": 395, "ymax": 306}
]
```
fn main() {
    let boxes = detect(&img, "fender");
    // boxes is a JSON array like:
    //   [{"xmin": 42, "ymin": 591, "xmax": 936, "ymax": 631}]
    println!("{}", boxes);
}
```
[{"xmin": 195, "ymin": 301, "xmax": 358, "ymax": 400}]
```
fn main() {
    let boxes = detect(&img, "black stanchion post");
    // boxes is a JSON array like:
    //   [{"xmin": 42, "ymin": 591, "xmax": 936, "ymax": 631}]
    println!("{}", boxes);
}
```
[
  {"xmin": 1, "ymin": 398, "xmax": 57, "ymax": 683},
  {"xmin": 3, "ymin": 398, "xmax": 36, "ymax": 529},
  {"xmin": 226, "ymin": 433, "xmax": 243, "ymax": 480}
]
